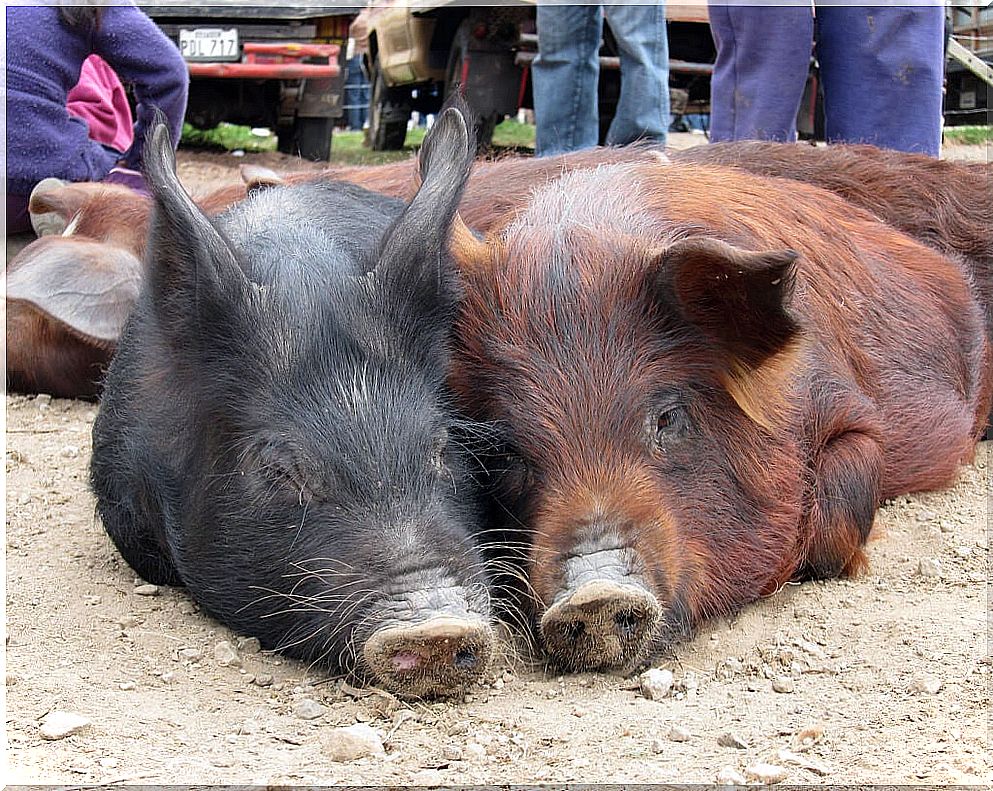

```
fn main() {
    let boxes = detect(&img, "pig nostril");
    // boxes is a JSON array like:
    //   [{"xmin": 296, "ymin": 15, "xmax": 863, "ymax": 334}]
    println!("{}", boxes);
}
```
[
  {"xmin": 614, "ymin": 609, "xmax": 643, "ymax": 642},
  {"xmin": 453, "ymin": 647, "xmax": 478, "ymax": 670}
]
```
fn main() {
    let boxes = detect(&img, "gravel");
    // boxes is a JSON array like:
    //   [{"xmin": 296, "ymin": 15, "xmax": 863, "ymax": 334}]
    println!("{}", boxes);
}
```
[
  {"xmin": 213, "ymin": 641, "xmax": 242, "ymax": 668},
  {"xmin": 321, "ymin": 724, "xmax": 385, "ymax": 762},
  {"xmin": 639, "ymin": 668, "xmax": 674, "ymax": 700}
]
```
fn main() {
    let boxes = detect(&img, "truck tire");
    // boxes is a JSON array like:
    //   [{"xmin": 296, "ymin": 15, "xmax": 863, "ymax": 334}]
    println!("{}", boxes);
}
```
[
  {"xmin": 368, "ymin": 54, "xmax": 410, "ymax": 151},
  {"xmin": 276, "ymin": 117, "xmax": 334, "ymax": 162}
]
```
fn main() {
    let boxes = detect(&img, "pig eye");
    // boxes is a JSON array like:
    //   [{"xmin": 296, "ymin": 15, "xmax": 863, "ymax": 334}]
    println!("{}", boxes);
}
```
[
  {"xmin": 487, "ymin": 451, "xmax": 530, "ymax": 495},
  {"xmin": 652, "ymin": 404, "xmax": 689, "ymax": 448},
  {"xmin": 253, "ymin": 445, "xmax": 314, "ymax": 504}
]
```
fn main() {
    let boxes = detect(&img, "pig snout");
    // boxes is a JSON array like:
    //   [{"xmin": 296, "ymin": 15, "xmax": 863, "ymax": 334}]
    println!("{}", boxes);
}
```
[
  {"xmin": 362, "ymin": 584, "xmax": 494, "ymax": 698},
  {"xmin": 539, "ymin": 546, "xmax": 661, "ymax": 672}
]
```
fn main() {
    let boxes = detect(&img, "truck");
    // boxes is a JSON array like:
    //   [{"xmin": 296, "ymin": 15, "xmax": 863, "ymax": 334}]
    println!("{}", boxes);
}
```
[
  {"xmin": 355, "ymin": 1, "xmax": 715, "ymax": 151},
  {"xmin": 145, "ymin": 4, "xmax": 356, "ymax": 161}
]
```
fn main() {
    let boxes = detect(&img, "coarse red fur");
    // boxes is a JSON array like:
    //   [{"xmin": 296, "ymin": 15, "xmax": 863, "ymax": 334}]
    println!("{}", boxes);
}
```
[{"xmin": 450, "ymin": 161, "xmax": 991, "ymax": 656}]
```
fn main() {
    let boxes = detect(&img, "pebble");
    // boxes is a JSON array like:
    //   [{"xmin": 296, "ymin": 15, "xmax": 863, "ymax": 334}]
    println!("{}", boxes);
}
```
[
  {"xmin": 254, "ymin": 674, "xmax": 274, "ymax": 687},
  {"xmin": 909, "ymin": 673, "xmax": 942, "ymax": 694},
  {"xmin": 83, "ymin": 595, "xmax": 102, "ymax": 606},
  {"xmin": 777, "ymin": 748, "xmax": 831, "ymax": 776},
  {"xmin": 772, "ymin": 676, "xmax": 795, "ymax": 694},
  {"xmin": 117, "ymin": 615, "xmax": 140, "ymax": 629},
  {"xmin": 916, "ymin": 558, "xmax": 942, "ymax": 578},
  {"xmin": 17, "ymin": 493, "xmax": 31, "ymax": 506},
  {"xmin": 447, "ymin": 721, "xmax": 470, "ymax": 736},
  {"xmin": 650, "ymin": 738, "xmax": 665, "ymax": 754},
  {"xmin": 134, "ymin": 584, "xmax": 160, "ymax": 596},
  {"xmin": 293, "ymin": 698, "xmax": 326, "ymax": 720},
  {"xmin": 639, "ymin": 667, "xmax": 674, "ymax": 700},
  {"xmin": 178, "ymin": 647, "xmax": 202, "ymax": 662},
  {"xmin": 954, "ymin": 545, "xmax": 973, "ymax": 559},
  {"xmin": 939, "ymin": 520, "xmax": 956, "ymax": 533},
  {"xmin": 60, "ymin": 445, "xmax": 80, "ymax": 459},
  {"xmin": 35, "ymin": 394, "xmax": 52, "ymax": 406},
  {"xmin": 39, "ymin": 711, "xmax": 91, "ymax": 740},
  {"xmin": 442, "ymin": 744, "xmax": 464, "ymax": 761},
  {"xmin": 668, "ymin": 724, "xmax": 692, "ymax": 742},
  {"xmin": 214, "ymin": 640, "xmax": 242, "ymax": 668},
  {"xmin": 715, "ymin": 766, "xmax": 747, "ymax": 785},
  {"xmin": 464, "ymin": 742, "xmax": 488, "ymax": 762},
  {"xmin": 792, "ymin": 723, "xmax": 824, "ymax": 752},
  {"xmin": 717, "ymin": 731, "xmax": 749, "ymax": 749},
  {"xmin": 237, "ymin": 636, "xmax": 262, "ymax": 654},
  {"xmin": 744, "ymin": 762, "xmax": 789, "ymax": 784},
  {"xmin": 916, "ymin": 509, "xmax": 937, "ymax": 523},
  {"xmin": 119, "ymin": 681, "xmax": 135, "ymax": 691},
  {"xmin": 492, "ymin": 677, "xmax": 505, "ymax": 690},
  {"xmin": 321, "ymin": 724, "xmax": 385, "ymax": 762}
]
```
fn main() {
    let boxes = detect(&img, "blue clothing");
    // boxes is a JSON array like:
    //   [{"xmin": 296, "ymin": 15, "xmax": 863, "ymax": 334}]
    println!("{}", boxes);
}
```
[
  {"xmin": 532, "ymin": 2, "xmax": 670, "ymax": 156},
  {"xmin": 708, "ymin": 5, "xmax": 944, "ymax": 156},
  {"xmin": 5, "ymin": 4, "xmax": 189, "ymax": 197}
]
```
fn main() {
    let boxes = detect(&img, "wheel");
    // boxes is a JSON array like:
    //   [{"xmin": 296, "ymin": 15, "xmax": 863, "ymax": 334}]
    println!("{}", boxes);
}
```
[
  {"xmin": 276, "ymin": 117, "xmax": 333, "ymax": 162},
  {"xmin": 444, "ymin": 22, "xmax": 498, "ymax": 152},
  {"xmin": 368, "ymin": 54, "xmax": 410, "ymax": 151}
]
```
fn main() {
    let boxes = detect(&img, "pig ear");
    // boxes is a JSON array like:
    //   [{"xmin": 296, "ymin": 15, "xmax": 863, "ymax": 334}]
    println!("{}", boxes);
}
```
[
  {"xmin": 373, "ymin": 103, "xmax": 475, "ymax": 309},
  {"xmin": 655, "ymin": 237, "xmax": 802, "ymax": 429},
  {"xmin": 144, "ymin": 122, "xmax": 251, "ymax": 340},
  {"xmin": 6, "ymin": 237, "xmax": 142, "ymax": 344},
  {"xmin": 656, "ymin": 237, "xmax": 800, "ymax": 369}
]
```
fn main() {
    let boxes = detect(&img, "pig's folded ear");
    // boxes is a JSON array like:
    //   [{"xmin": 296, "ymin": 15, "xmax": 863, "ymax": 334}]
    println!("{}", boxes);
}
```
[
  {"xmin": 143, "ymin": 121, "xmax": 250, "ymax": 341},
  {"xmin": 655, "ymin": 236, "xmax": 800, "ymax": 369},
  {"xmin": 373, "ymin": 103, "xmax": 476, "ymax": 310}
]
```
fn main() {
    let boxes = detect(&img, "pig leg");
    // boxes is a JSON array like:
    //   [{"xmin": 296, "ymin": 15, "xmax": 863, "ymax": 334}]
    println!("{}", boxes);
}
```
[{"xmin": 798, "ymin": 430, "xmax": 881, "ymax": 579}]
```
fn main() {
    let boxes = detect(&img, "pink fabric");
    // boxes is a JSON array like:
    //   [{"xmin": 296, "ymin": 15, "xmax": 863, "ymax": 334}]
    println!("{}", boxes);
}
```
[{"xmin": 67, "ymin": 54, "xmax": 134, "ymax": 152}]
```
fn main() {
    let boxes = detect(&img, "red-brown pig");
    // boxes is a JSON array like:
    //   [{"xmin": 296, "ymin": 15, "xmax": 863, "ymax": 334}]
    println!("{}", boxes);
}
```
[{"xmin": 448, "ymin": 160, "xmax": 992, "ymax": 672}]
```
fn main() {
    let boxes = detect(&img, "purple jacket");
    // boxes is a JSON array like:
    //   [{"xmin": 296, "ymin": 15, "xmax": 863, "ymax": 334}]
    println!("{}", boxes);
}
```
[{"xmin": 6, "ymin": 4, "xmax": 189, "ymax": 196}]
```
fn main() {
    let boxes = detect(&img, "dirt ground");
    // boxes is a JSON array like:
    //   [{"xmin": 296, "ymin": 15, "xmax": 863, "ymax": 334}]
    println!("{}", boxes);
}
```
[{"xmin": 5, "ymin": 133, "xmax": 992, "ymax": 786}]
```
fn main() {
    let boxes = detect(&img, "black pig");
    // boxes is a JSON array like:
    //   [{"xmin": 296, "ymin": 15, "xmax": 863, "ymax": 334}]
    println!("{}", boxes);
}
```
[{"xmin": 90, "ymin": 108, "xmax": 494, "ymax": 699}]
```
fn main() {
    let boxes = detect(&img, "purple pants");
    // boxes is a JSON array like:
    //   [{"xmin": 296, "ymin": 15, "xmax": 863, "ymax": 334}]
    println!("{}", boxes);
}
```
[{"xmin": 708, "ymin": 5, "xmax": 945, "ymax": 156}]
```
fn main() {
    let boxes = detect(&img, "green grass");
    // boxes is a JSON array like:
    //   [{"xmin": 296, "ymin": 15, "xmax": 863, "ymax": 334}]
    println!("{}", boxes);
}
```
[
  {"xmin": 180, "ymin": 122, "xmax": 276, "ymax": 153},
  {"xmin": 181, "ymin": 117, "xmax": 537, "ymax": 166},
  {"xmin": 942, "ymin": 125, "xmax": 993, "ymax": 145}
]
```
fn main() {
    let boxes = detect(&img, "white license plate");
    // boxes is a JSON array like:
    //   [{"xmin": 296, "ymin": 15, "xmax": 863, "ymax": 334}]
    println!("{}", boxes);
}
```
[{"xmin": 179, "ymin": 28, "xmax": 239, "ymax": 62}]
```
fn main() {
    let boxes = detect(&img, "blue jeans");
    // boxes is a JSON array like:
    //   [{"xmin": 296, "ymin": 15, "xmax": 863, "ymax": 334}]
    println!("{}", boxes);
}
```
[
  {"xmin": 533, "ymin": 1, "xmax": 670, "ymax": 156},
  {"xmin": 708, "ymin": 5, "xmax": 944, "ymax": 156}
]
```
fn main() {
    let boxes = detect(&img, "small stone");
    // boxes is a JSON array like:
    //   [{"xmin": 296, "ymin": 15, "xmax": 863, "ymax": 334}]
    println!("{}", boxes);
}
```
[
  {"xmin": 178, "ymin": 647, "xmax": 202, "ymax": 662},
  {"xmin": 209, "ymin": 753, "xmax": 235, "ymax": 768},
  {"xmin": 35, "ymin": 394, "xmax": 52, "ymax": 407},
  {"xmin": 293, "ymin": 697, "xmax": 326, "ymax": 720},
  {"xmin": 772, "ymin": 676, "xmax": 795, "ymax": 694},
  {"xmin": 916, "ymin": 509, "xmax": 936, "ymax": 523},
  {"xmin": 119, "ymin": 681, "xmax": 135, "ymax": 691},
  {"xmin": 909, "ymin": 673, "xmax": 942, "ymax": 694},
  {"xmin": 464, "ymin": 742, "xmax": 488, "ymax": 762},
  {"xmin": 716, "ymin": 766, "xmax": 747, "ymax": 785},
  {"xmin": 321, "ymin": 723, "xmax": 385, "ymax": 762},
  {"xmin": 442, "ymin": 744, "xmax": 464, "ymax": 761},
  {"xmin": 117, "ymin": 615, "xmax": 140, "ymax": 629},
  {"xmin": 777, "ymin": 748, "xmax": 831, "ymax": 776},
  {"xmin": 160, "ymin": 671, "xmax": 178, "ymax": 684},
  {"xmin": 97, "ymin": 757, "xmax": 119, "ymax": 769},
  {"xmin": 744, "ymin": 762, "xmax": 789, "ymax": 784},
  {"xmin": 717, "ymin": 731, "xmax": 749, "ymax": 749},
  {"xmin": 83, "ymin": 595, "xmax": 102, "ymax": 606},
  {"xmin": 650, "ymin": 738, "xmax": 665, "ymax": 754},
  {"xmin": 237, "ymin": 636, "xmax": 262, "ymax": 654},
  {"xmin": 792, "ymin": 723, "xmax": 825, "ymax": 752},
  {"xmin": 40, "ymin": 711, "xmax": 91, "ymax": 740},
  {"xmin": 492, "ymin": 677, "xmax": 505, "ymax": 690},
  {"xmin": 502, "ymin": 671, "xmax": 514, "ymax": 683},
  {"xmin": 254, "ymin": 674, "xmax": 274, "ymax": 687},
  {"xmin": 954, "ymin": 545, "xmax": 973, "ymax": 559},
  {"xmin": 639, "ymin": 667, "xmax": 674, "ymax": 700},
  {"xmin": 17, "ymin": 493, "xmax": 31, "ymax": 506},
  {"xmin": 668, "ymin": 724, "xmax": 691, "ymax": 742},
  {"xmin": 213, "ymin": 640, "xmax": 242, "ymax": 668},
  {"xmin": 916, "ymin": 558, "xmax": 942, "ymax": 578},
  {"xmin": 134, "ymin": 584, "xmax": 160, "ymax": 596},
  {"xmin": 939, "ymin": 520, "xmax": 955, "ymax": 533},
  {"xmin": 6, "ymin": 673, "xmax": 18, "ymax": 686},
  {"xmin": 60, "ymin": 445, "xmax": 80, "ymax": 459},
  {"xmin": 447, "ymin": 721, "xmax": 470, "ymax": 736}
]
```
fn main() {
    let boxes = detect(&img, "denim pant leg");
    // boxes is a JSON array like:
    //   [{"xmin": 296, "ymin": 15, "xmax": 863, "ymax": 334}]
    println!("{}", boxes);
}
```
[
  {"xmin": 708, "ymin": 4, "xmax": 813, "ymax": 142},
  {"xmin": 815, "ymin": 6, "xmax": 944, "ymax": 156},
  {"xmin": 533, "ymin": 3, "xmax": 603, "ymax": 156},
  {"xmin": 603, "ymin": 0, "xmax": 669, "ymax": 146}
]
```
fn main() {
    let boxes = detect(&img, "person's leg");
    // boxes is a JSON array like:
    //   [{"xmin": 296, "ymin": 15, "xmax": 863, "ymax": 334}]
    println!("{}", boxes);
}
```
[
  {"xmin": 603, "ymin": 0, "xmax": 669, "ymax": 146},
  {"xmin": 533, "ymin": 3, "xmax": 602, "ymax": 155},
  {"xmin": 708, "ymin": 4, "xmax": 813, "ymax": 142},
  {"xmin": 816, "ymin": 6, "xmax": 944, "ymax": 156}
]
